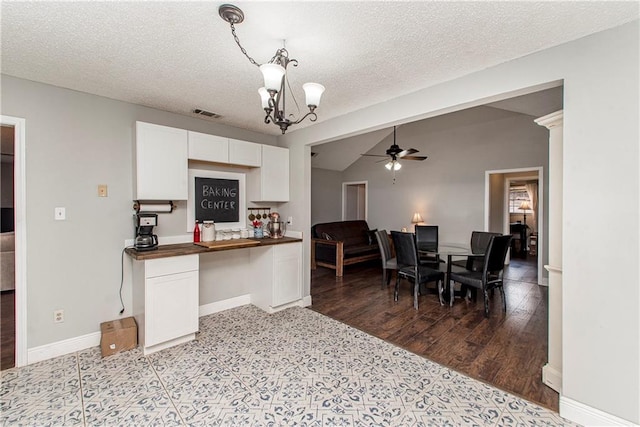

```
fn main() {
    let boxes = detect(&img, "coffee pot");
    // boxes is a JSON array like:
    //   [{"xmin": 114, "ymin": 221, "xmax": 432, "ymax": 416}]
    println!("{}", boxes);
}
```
[{"xmin": 134, "ymin": 213, "xmax": 159, "ymax": 251}]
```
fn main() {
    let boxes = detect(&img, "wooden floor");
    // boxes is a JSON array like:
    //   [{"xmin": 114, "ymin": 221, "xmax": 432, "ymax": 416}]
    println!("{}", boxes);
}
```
[
  {"xmin": 1, "ymin": 290, "xmax": 15, "ymax": 371},
  {"xmin": 310, "ymin": 255, "xmax": 559, "ymax": 412}
]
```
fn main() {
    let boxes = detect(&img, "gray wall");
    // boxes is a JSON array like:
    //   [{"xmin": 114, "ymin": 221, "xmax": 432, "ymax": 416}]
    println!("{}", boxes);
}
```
[
  {"xmin": 1, "ymin": 75, "xmax": 276, "ymax": 348},
  {"xmin": 310, "ymin": 167, "xmax": 343, "ymax": 225},
  {"xmin": 340, "ymin": 106, "xmax": 549, "ymax": 249}
]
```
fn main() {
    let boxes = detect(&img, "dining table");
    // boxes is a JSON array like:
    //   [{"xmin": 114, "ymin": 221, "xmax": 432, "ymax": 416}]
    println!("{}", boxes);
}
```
[{"xmin": 419, "ymin": 243, "xmax": 485, "ymax": 306}]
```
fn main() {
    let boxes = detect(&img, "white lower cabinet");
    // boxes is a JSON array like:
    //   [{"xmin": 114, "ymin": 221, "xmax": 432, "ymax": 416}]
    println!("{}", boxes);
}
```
[
  {"xmin": 132, "ymin": 254, "xmax": 199, "ymax": 354},
  {"xmin": 250, "ymin": 242, "xmax": 302, "ymax": 312}
]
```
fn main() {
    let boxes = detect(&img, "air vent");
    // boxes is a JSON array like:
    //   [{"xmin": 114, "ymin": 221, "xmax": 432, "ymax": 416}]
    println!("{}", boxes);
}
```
[{"xmin": 193, "ymin": 108, "xmax": 222, "ymax": 118}]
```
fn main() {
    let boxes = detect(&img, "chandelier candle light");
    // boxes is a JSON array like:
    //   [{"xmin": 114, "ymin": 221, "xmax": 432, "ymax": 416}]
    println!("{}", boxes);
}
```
[{"xmin": 219, "ymin": 4, "xmax": 325, "ymax": 134}]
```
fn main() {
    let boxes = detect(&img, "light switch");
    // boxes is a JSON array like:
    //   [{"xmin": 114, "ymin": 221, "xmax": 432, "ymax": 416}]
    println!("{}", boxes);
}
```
[
  {"xmin": 55, "ymin": 207, "xmax": 66, "ymax": 220},
  {"xmin": 98, "ymin": 184, "xmax": 108, "ymax": 197}
]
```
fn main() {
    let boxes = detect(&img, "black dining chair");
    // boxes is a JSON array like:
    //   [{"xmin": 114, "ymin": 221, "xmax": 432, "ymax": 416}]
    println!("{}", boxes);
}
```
[
  {"xmin": 415, "ymin": 225, "xmax": 441, "ymax": 268},
  {"xmin": 391, "ymin": 231, "xmax": 444, "ymax": 309},
  {"xmin": 375, "ymin": 229, "xmax": 397, "ymax": 289},
  {"xmin": 449, "ymin": 234, "xmax": 512, "ymax": 317},
  {"xmin": 451, "ymin": 231, "xmax": 502, "ymax": 272}
]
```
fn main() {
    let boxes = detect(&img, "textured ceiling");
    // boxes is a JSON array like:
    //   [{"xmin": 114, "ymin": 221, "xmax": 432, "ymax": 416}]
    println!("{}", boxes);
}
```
[{"xmin": 1, "ymin": 2, "xmax": 638, "ymax": 136}]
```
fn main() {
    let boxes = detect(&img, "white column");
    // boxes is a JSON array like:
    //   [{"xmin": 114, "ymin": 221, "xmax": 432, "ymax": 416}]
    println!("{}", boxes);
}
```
[{"xmin": 535, "ymin": 110, "xmax": 563, "ymax": 393}]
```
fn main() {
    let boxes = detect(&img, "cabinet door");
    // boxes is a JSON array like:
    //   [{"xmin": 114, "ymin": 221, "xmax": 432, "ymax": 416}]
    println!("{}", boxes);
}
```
[
  {"xmin": 145, "ymin": 271, "xmax": 198, "ymax": 347},
  {"xmin": 229, "ymin": 138, "xmax": 262, "ymax": 167},
  {"xmin": 260, "ymin": 145, "xmax": 290, "ymax": 201},
  {"xmin": 272, "ymin": 244, "xmax": 302, "ymax": 306},
  {"xmin": 188, "ymin": 131, "xmax": 229, "ymax": 163},
  {"xmin": 135, "ymin": 122, "xmax": 188, "ymax": 200}
]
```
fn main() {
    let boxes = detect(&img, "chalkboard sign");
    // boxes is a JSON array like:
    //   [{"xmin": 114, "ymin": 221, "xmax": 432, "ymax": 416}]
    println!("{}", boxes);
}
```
[{"xmin": 194, "ymin": 177, "xmax": 240, "ymax": 223}]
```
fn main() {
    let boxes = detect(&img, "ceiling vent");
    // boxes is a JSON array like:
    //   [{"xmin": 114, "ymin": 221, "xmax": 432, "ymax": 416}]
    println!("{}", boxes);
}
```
[{"xmin": 193, "ymin": 108, "xmax": 221, "ymax": 119}]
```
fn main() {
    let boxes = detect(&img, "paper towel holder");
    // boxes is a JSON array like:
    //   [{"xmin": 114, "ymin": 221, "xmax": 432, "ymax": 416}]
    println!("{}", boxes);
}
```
[{"xmin": 133, "ymin": 200, "xmax": 176, "ymax": 213}]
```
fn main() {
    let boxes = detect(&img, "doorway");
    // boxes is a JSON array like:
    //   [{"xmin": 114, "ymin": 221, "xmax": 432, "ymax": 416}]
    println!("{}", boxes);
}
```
[
  {"xmin": 1, "ymin": 125, "xmax": 15, "ymax": 370},
  {"xmin": 485, "ymin": 167, "xmax": 545, "ymax": 285},
  {"xmin": 1, "ymin": 116, "xmax": 26, "ymax": 368},
  {"xmin": 342, "ymin": 181, "xmax": 367, "ymax": 221}
]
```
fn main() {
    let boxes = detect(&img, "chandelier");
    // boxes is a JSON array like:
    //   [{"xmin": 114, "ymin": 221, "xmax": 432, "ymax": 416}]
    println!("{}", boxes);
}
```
[{"xmin": 219, "ymin": 4, "xmax": 325, "ymax": 134}]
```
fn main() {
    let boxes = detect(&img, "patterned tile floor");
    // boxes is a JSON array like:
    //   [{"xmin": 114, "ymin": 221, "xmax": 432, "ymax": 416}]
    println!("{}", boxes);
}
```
[{"xmin": 1, "ymin": 305, "xmax": 579, "ymax": 426}]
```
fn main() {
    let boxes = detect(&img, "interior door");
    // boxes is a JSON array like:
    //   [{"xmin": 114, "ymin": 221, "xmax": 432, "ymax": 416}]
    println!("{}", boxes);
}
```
[{"xmin": 342, "ymin": 181, "xmax": 367, "ymax": 221}]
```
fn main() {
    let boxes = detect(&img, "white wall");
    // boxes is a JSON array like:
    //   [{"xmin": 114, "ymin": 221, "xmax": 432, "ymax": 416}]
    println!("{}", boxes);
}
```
[
  {"xmin": 282, "ymin": 21, "xmax": 640, "ymax": 425},
  {"xmin": 0, "ymin": 75, "xmax": 277, "ymax": 348}
]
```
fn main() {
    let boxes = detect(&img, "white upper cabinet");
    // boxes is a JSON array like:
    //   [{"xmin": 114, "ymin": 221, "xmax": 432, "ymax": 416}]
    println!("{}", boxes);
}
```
[
  {"xmin": 229, "ymin": 138, "xmax": 262, "ymax": 167},
  {"xmin": 135, "ymin": 121, "xmax": 188, "ymax": 200},
  {"xmin": 249, "ymin": 145, "xmax": 290, "ymax": 202},
  {"xmin": 188, "ymin": 131, "xmax": 229, "ymax": 163}
]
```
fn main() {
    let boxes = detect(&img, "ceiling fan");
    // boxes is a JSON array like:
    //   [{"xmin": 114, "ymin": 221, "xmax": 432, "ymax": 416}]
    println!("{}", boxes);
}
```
[{"xmin": 361, "ymin": 126, "xmax": 427, "ymax": 171}]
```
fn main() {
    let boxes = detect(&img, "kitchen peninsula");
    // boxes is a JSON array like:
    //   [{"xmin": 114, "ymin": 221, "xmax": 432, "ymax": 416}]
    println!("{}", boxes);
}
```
[{"xmin": 126, "ymin": 236, "xmax": 303, "ymax": 355}]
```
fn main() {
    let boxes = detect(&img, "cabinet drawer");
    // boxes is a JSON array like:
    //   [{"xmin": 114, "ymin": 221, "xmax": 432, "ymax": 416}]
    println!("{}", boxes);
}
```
[
  {"xmin": 274, "ymin": 242, "xmax": 300, "ymax": 259},
  {"xmin": 145, "ymin": 255, "xmax": 198, "ymax": 278}
]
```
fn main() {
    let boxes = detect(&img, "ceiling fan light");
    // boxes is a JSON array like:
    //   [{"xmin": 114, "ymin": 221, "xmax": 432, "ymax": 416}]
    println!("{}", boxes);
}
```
[
  {"xmin": 258, "ymin": 87, "xmax": 270, "ymax": 109},
  {"xmin": 259, "ymin": 63, "xmax": 285, "ymax": 92},
  {"xmin": 303, "ymin": 82, "xmax": 325, "ymax": 108},
  {"xmin": 385, "ymin": 160, "xmax": 401, "ymax": 171}
]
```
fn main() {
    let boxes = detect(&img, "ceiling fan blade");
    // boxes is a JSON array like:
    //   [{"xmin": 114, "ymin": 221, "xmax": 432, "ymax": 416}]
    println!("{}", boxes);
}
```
[
  {"xmin": 361, "ymin": 153, "xmax": 389, "ymax": 158},
  {"xmin": 397, "ymin": 148, "xmax": 418, "ymax": 158},
  {"xmin": 402, "ymin": 155, "xmax": 428, "ymax": 161},
  {"xmin": 375, "ymin": 158, "xmax": 390, "ymax": 163}
]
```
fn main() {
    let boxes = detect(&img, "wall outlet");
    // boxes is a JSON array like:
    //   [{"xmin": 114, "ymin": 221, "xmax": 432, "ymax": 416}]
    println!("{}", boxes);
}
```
[
  {"xmin": 98, "ymin": 184, "xmax": 108, "ymax": 197},
  {"xmin": 54, "ymin": 207, "xmax": 66, "ymax": 220},
  {"xmin": 53, "ymin": 309, "xmax": 64, "ymax": 323}
]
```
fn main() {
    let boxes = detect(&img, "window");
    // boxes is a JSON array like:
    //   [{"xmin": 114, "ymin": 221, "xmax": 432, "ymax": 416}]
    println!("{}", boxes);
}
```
[{"xmin": 509, "ymin": 186, "xmax": 532, "ymax": 214}]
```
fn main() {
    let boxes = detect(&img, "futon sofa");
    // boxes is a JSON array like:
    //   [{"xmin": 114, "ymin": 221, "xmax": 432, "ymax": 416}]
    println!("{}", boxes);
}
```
[{"xmin": 311, "ymin": 220, "xmax": 380, "ymax": 277}]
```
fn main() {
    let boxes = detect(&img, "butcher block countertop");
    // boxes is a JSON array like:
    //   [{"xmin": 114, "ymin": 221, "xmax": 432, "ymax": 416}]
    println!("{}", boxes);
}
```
[{"xmin": 125, "ymin": 236, "xmax": 302, "ymax": 261}]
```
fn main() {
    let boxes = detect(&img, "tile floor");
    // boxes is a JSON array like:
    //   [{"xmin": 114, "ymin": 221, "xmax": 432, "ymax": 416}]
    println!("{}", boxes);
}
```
[{"xmin": 1, "ymin": 305, "xmax": 579, "ymax": 426}]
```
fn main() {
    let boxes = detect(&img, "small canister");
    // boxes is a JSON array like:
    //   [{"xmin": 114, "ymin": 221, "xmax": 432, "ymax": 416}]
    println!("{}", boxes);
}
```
[
  {"xmin": 202, "ymin": 221, "xmax": 215, "ymax": 242},
  {"xmin": 240, "ymin": 228, "xmax": 248, "ymax": 239},
  {"xmin": 232, "ymin": 229, "xmax": 241, "ymax": 239}
]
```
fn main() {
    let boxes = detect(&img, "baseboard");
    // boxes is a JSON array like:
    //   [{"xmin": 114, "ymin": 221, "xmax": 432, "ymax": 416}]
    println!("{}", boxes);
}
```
[
  {"xmin": 26, "ymin": 294, "xmax": 304, "ymax": 365},
  {"xmin": 542, "ymin": 363, "xmax": 562, "ymax": 393},
  {"xmin": 198, "ymin": 294, "xmax": 252, "ymax": 317},
  {"xmin": 28, "ymin": 331, "xmax": 101, "ymax": 364},
  {"xmin": 560, "ymin": 396, "xmax": 639, "ymax": 426},
  {"xmin": 302, "ymin": 295, "xmax": 312, "ymax": 307}
]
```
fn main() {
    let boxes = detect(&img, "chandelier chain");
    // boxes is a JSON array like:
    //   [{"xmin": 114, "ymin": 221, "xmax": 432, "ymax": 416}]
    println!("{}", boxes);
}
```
[{"xmin": 230, "ymin": 23, "xmax": 261, "ymax": 67}]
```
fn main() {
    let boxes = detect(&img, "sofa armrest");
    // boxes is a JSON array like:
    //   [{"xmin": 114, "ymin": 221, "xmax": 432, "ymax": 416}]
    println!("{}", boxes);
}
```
[{"xmin": 311, "ymin": 238, "xmax": 345, "ymax": 275}]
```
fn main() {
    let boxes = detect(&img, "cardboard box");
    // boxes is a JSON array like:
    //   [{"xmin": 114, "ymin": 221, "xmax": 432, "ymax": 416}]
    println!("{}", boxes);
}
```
[{"xmin": 100, "ymin": 317, "xmax": 138, "ymax": 357}]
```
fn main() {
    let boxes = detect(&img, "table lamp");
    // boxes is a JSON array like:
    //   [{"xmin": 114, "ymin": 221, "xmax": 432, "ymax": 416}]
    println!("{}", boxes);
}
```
[
  {"xmin": 519, "ymin": 201, "xmax": 531, "ymax": 226},
  {"xmin": 411, "ymin": 212, "xmax": 423, "ymax": 230}
]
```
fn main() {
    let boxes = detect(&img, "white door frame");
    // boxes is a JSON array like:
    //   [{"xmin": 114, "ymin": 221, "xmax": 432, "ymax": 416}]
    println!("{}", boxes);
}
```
[
  {"xmin": 2, "ymin": 115, "xmax": 27, "ymax": 367},
  {"xmin": 341, "ymin": 181, "xmax": 368, "ymax": 221},
  {"xmin": 484, "ymin": 167, "xmax": 545, "ymax": 285}
]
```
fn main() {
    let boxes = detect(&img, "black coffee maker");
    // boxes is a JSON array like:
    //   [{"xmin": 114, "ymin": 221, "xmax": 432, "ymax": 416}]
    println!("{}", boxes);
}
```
[{"xmin": 134, "ymin": 213, "xmax": 158, "ymax": 251}]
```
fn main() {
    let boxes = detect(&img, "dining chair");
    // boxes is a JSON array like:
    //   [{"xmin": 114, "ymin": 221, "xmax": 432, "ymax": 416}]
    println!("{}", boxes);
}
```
[
  {"xmin": 449, "ymin": 234, "xmax": 512, "ymax": 317},
  {"xmin": 375, "ymin": 229, "xmax": 397, "ymax": 289},
  {"xmin": 391, "ymin": 231, "xmax": 444, "ymax": 309},
  {"xmin": 451, "ymin": 231, "xmax": 502, "ymax": 272},
  {"xmin": 414, "ymin": 225, "xmax": 441, "ymax": 267}
]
